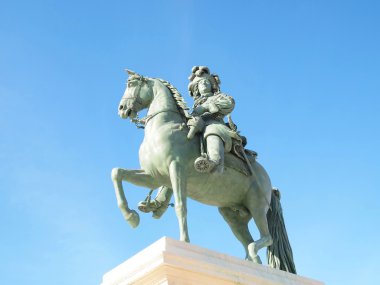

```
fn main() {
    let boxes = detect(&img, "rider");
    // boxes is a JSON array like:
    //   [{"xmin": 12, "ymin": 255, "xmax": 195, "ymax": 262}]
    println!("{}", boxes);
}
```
[
  {"xmin": 188, "ymin": 65, "xmax": 240, "ymax": 173},
  {"xmin": 138, "ymin": 66, "xmax": 240, "ymax": 217}
]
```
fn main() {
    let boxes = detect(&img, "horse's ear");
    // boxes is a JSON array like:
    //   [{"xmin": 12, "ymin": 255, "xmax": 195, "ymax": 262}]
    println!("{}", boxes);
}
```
[
  {"xmin": 125, "ymin": 69, "xmax": 142, "ymax": 78},
  {"xmin": 125, "ymin": 69, "xmax": 135, "ymax": 76}
]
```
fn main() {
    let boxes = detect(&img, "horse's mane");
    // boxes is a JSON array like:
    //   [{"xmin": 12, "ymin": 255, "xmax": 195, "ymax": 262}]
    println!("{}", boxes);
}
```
[{"xmin": 154, "ymin": 78, "xmax": 191, "ymax": 120}]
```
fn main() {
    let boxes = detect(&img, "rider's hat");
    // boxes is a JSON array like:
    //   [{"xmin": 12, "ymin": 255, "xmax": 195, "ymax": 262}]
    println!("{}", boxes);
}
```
[{"xmin": 188, "ymin": 66, "xmax": 221, "ymax": 97}]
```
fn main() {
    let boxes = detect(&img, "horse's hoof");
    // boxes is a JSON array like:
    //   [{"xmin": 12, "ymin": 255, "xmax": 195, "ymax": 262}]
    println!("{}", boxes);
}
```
[
  {"xmin": 248, "ymin": 243, "xmax": 262, "ymax": 264},
  {"xmin": 152, "ymin": 204, "xmax": 170, "ymax": 219},
  {"xmin": 252, "ymin": 255, "xmax": 262, "ymax": 264},
  {"xmin": 126, "ymin": 210, "xmax": 140, "ymax": 228},
  {"xmin": 137, "ymin": 200, "xmax": 162, "ymax": 213}
]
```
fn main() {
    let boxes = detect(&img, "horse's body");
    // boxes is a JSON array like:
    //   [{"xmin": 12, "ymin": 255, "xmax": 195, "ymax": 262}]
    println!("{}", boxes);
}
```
[{"xmin": 112, "ymin": 72, "xmax": 296, "ymax": 273}]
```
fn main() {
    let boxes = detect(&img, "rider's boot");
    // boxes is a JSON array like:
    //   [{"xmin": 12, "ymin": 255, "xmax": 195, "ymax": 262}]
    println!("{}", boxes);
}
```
[
  {"xmin": 138, "ymin": 186, "xmax": 173, "ymax": 219},
  {"xmin": 194, "ymin": 135, "xmax": 224, "ymax": 173}
]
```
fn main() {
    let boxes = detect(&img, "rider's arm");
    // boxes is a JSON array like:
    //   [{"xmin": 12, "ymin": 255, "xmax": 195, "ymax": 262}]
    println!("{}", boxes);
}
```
[
  {"xmin": 193, "ymin": 93, "xmax": 235, "ymax": 116},
  {"xmin": 207, "ymin": 93, "xmax": 235, "ymax": 115}
]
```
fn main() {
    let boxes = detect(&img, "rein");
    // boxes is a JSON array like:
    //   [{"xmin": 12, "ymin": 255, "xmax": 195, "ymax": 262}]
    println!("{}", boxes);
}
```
[{"xmin": 131, "ymin": 109, "xmax": 181, "ymax": 129}]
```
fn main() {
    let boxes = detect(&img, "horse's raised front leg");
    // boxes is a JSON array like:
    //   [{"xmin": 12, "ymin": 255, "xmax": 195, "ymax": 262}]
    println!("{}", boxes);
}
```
[
  {"xmin": 111, "ymin": 168, "xmax": 158, "ymax": 228},
  {"xmin": 169, "ymin": 161, "xmax": 189, "ymax": 242}
]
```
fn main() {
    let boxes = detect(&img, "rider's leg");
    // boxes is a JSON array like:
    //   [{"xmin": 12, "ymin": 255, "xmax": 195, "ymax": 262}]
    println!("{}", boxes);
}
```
[
  {"xmin": 138, "ymin": 186, "xmax": 173, "ymax": 218},
  {"xmin": 206, "ymin": 135, "xmax": 224, "ymax": 173},
  {"xmin": 152, "ymin": 186, "xmax": 173, "ymax": 218}
]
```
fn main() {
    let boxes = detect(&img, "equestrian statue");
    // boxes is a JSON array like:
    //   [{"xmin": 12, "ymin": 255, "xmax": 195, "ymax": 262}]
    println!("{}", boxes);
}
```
[{"xmin": 111, "ymin": 66, "xmax": 296, "ymax": 273}]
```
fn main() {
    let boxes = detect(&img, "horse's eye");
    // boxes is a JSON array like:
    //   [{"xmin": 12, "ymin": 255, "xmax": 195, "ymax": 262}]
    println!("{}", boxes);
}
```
[{"xmin": 128, "ymin": 81, "xmax": 137, "ymax": 87}]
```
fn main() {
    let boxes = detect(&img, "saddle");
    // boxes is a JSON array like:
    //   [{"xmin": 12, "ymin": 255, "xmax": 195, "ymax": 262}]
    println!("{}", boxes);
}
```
[
  {"xmin": 225, "ymin": 139, "xmax": 258, "ymax": 176},
  {"xmin": 224, "ymin": 115, "xmax": 258, "ymax": 176}
]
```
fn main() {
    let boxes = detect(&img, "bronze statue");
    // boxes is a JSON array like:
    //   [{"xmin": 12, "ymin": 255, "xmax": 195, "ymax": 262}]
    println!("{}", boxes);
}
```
[{"xmin": 111, "ymin": 67, "xmax": 296, "ymax": 273}]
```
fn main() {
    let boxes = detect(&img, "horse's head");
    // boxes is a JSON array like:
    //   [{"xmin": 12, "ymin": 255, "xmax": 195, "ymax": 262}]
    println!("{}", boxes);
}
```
[{"xmin": 118, "ymin": 70, "xmax": 153, "ymax": 119}]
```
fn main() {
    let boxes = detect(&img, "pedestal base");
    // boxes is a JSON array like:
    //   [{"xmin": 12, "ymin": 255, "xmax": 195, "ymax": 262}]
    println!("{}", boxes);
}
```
[{"xmin": 101, "ymin": 237, "xmax": 323, "ymax": 285}]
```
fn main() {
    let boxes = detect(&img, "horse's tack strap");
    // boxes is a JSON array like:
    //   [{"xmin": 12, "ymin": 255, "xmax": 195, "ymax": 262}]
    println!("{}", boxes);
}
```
[{"xmin": 144, "ymin": 109, "xmax": 181, "ymax": 125}]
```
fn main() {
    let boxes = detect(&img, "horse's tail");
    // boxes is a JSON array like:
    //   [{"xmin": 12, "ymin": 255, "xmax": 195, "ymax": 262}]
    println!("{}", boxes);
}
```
[{"xmin": 266, "ymin": 188, "xmax": 297, "ymax": 274}]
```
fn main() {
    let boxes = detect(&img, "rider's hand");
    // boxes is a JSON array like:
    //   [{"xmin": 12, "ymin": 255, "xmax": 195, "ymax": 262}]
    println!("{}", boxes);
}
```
[{"xmin": 187, "ymin": 116, "xmax": 205, "ymax": 139}]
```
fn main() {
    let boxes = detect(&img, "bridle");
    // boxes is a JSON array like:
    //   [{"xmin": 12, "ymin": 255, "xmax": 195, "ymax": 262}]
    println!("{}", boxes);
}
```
[
  {"xmin": 120, "ymin": 76, "xmax": 145, "ymax": 113},
  {"xmin": 121, "ymin": 76, "xmax": 181, "ymax": 129}
]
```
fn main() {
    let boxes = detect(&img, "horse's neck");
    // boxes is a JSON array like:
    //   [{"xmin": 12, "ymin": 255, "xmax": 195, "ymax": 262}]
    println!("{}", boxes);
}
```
[
  {"xmin": 148, "ymin": 80, "xmax": 178, "ymax": 116},
  {"xmin": 143, "ymin": 80, "xmax": 183, "ymax": 135}
]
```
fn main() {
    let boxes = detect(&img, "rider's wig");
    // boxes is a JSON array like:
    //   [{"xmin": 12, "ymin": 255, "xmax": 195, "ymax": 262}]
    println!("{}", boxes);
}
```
[{"xmin": 188, "ymin": 66, "xmax": 221, "ymax": 97}]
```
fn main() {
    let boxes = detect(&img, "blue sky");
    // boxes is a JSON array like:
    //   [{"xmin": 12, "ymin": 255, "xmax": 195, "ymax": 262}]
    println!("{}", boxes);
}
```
[{"xmin": 1, "ymin": 1, "xmax": 379, "ymax": 284}]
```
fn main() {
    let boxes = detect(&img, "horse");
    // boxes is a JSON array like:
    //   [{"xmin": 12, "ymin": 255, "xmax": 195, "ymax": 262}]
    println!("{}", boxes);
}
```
[{"xmin": 111, "ymin": 70, "xmax": 296, "ymax": 273}]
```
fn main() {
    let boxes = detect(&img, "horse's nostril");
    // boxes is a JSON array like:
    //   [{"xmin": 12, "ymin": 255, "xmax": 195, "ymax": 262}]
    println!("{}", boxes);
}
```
[{"xmin": 119, "ymin": 105, "xmax": 124, "ymax": 110}]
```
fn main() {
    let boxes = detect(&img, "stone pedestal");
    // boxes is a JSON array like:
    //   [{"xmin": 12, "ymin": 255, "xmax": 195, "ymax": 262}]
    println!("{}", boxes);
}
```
[{"xmin": 101, "ymin": 237, "xmax": 323, "ymax": 285}]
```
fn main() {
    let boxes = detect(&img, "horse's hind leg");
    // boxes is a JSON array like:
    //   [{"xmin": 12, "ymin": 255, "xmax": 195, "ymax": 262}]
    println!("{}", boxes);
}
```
[
  {"xmin": 247, "ymin": 206, "xmax": 273, "ymax": 264},
  {"xmin": 111, "ymin": 168, "xmax": 158, "ymax": 228},
  {"xmin": 219, "ymin": 207, "xmax": 253, "ymax": 260}
]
